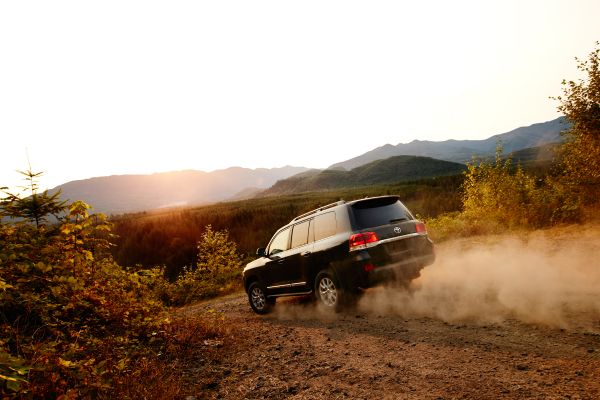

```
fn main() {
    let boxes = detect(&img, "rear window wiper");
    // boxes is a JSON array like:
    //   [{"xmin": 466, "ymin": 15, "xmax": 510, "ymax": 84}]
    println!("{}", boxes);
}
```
[{"xmin": 389, "ymin": 217, "xmax": 408, "ymax": 223}]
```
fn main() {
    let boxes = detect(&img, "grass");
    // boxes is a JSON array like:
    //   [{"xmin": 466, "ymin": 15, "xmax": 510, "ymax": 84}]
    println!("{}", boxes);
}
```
[{"xmin": 111, "ymin": 312, "xmax": 232, "ymax": 399}]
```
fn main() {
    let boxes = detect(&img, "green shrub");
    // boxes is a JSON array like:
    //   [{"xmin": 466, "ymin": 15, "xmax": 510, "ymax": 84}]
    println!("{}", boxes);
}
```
[
  {"xmin": 0, "ymin": 171, "xmax": 176, "ymax": 397},
  {"xmin": 461, "ymin": 146, "xmax": 580, "ymax": 230},
  {"xmin": 423, "ymin": 212, "xmax": 498, "ymax": 242},
  {"xmin": 0, "ymin": 200, "xmax": 168, "ymax": 397},
  {"xmin": 425, "ymin": 145, "xmax": 582, "ymax": 241},
  {"xmin": 151, "ymin": 225, "xmax": 243, "ymax": 307}
]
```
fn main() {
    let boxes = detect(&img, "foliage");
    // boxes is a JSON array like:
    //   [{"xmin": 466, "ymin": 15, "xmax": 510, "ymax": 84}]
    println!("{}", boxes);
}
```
[
  {"xmin": 1, "ymin": 169, "xmax": 67, "ymax": 228},
  {"xmin": 555, "ymin": 42, "xmax": 600, "ymax": 198},
  {"xmin": 0, "ymin": 170, "xmax": 175, "ymax": 397},
  {"xmin": 152, "ymin": 226, "xmax": 243, "ymax": 306},
  {"xmin": 196, "ymin": 225, "xmax": 243, "ymax": 274},
  {"xmin": 0, "ymin": 350, "xmax": 29, "ymax": 394},
  {"xmin": 464, "ymin": 146, "xmax": 580, "ymax": 229},
  {"xmin": 462, "ymin": 147, "xmax": 535, "ymax": 228},
  {"xmin": 424, "ymin": 145, "xmax": 580, "ymax": 241},
  {"xmin": 422, "ymin": 212, "xmax": 488, "ymax": 242}
]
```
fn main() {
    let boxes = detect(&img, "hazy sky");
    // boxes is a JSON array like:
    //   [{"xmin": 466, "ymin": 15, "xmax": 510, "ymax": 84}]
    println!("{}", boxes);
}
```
[{"xmin": 1, "ymin": 0, "xmax": 599, "ymax": 192}]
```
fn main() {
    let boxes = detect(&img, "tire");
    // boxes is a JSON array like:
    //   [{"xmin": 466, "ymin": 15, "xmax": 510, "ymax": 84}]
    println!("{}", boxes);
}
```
[
  {"xmin": 247, "ymin": 281, "xmax": 274, "ymax": 314},
  {"xmin": 315, "ymin": 270, "xmax": 342, "ymax": 312}
]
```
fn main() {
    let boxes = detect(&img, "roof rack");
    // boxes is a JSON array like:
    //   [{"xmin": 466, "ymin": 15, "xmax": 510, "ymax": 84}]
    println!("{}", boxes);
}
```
[{"xmin": 291, "ymin": 200, "xmax": 345, "ymax": 222}]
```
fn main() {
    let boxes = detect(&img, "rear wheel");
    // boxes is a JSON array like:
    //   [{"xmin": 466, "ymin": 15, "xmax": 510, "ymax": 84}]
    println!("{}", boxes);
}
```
[
  {"xmin": 248, "ymin": 282, "xmax": 274, "ymax": 314},
  {"xmin": 315, "ymin": 270, "xmax": 342, "ymax": 311}
]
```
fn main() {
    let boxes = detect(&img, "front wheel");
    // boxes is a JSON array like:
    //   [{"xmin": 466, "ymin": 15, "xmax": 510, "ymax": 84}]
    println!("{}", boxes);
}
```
[{"xmin": 247, "ymin": 282, "xmax": 274, "ymax": 314}]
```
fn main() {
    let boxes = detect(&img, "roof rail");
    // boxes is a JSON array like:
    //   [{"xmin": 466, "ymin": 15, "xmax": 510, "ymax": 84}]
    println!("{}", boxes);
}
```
[{"xmin": 291, "ymin": 200, "xmax": 345, "ymax": 222}]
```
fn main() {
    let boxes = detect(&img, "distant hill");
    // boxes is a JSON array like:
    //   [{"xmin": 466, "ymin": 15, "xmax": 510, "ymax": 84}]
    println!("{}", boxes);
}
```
[
  {"xmin": 51, "ymin": 166, "xmax": 309, "ymax": 214},
  {"xmin": 228, "ymin": 187, "xmax": 265, "ymax": 201},
  {"xmin": 329, "ymin": 117, "xmax": 570, "ymax": 170},
  {"xmin": 505, "ymin": 143, "xmax": 562, "ymax": 175},
  {"xmin": 264, "ymin": 156, "xmax": 467, "ymax": 195},
  {"xmin": 48, "ymin": 118, "xmax": 569, "ymax": 214},
  {"xmin": 508, "ymin": 143, "xmax": 560, "ymax": 165}
]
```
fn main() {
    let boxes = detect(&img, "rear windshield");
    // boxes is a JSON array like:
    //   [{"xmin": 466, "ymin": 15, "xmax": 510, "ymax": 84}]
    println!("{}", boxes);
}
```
[{"xmin": 351, "ymin": 198, "xmax": 413, "ymax": 229}]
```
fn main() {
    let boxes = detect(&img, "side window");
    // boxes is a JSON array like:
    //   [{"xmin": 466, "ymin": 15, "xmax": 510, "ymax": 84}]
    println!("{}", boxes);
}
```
[
  {"xmin": 314, "ymin": 212, "xmax": 337, "ymax": 241},
  {"xmin": 308, "ymin": 219, "xmax": 315, "ymax": 243},
  {"xmin": 290, "ymin": 220, "xmax": 310, "ymax": 249},
  {"xmin": 268, "ymin": 228, "xmax": 290, "ymax": 256}
]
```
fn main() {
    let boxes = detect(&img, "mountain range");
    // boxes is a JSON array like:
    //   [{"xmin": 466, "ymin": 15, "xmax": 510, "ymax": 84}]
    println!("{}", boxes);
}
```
[
  {"xmin": 263, "ymin": 156, "xmax": 466, "ymax": 195},
  {"xmin": 328, "ymin": 116, "xmax": 569, "ymax": 170},
  {"xmin": 51, "ymin": 166, "xmax": 308, "ymax": 214},
  {"xmin": 50, "ymin": 116, "xmax": 569, "ymax": 214}
]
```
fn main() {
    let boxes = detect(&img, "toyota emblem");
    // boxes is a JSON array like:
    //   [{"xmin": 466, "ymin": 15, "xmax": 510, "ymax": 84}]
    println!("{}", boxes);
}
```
[{"xmin": 394, "ymin": 227, "xmax": 402, "ymax": 234}]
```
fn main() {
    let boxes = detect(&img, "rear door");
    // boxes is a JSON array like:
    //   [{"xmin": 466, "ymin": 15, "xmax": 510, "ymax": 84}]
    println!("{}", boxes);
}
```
[
  {"xmin": 350, "ymin": 197, "xmax": 423, "ymax": 261},
  {"xmin": 310, "ymin": 211, "xmax": 344, "ymax": 274},
  {"xmin": 350, "ymin": 197, "xmax": 417, "ymax": 239}
]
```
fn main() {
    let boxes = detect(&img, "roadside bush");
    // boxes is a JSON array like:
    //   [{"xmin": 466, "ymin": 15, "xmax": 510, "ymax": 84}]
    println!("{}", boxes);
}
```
[
  {"xmin": 528, "ymin": 176, "xmax": 581, "ymax": 224},
  {"xmin": 462, "ymin": 149, "xmax": 533, "ymax": 228},
  {"xmin": 0, "ymin": 170, "xmax": 184, "ymax": 398},
  {"xmin": 0, "ymin": 199, "xmax": 169, "ymax": 397},
  {"xmin": 462, "ymin": 146, "xmax": 580, "ymax": 229},
  {"xmin": 425, "ymin": 146, "xmax": 581, "ymax": 241},
  {"xmin": 423, "ymin": 212, "xmax": 496, "ymax": 242},
  {"xmin": 153, "ymin": 225, "xmax": 243, "ymax": 307},
  {"xmin": 1, "ymin": 169, "xmax": 238, "ymax": 398}
]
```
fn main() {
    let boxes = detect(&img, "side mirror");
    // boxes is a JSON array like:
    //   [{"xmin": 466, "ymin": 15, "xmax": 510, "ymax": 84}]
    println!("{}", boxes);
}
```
[{"xmin": 256, "ymin": 247, "xmax": 266, "ymax": 257}]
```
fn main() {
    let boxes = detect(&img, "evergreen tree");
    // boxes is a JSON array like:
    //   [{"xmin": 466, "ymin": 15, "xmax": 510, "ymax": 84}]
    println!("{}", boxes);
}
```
[{"xmin": 1, "ymin": 169, "xmax": 66, "ymax": 228}]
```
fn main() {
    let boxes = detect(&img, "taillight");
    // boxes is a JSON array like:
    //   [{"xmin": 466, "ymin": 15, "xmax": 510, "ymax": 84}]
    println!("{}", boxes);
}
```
[
  {"xmin": 349, "ymin": 231, "xmax": 378, "ymax": 251},
  {"xmin": 416, "ymin": 221, "xmax": 427, "ymax": 234}
]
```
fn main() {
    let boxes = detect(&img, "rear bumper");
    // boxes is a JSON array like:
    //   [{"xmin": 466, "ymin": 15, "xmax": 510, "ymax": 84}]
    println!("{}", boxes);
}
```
[
  {"xmin": 365, "ymin": 253, "xmax": 434, "ymax": 286},
  {"xmin": 346, "ymin": 235, "xmax": 435, "ymax": 288}
]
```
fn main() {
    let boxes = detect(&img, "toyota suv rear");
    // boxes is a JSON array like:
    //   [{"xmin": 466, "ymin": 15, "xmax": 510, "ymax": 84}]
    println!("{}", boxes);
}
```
[{"xmin": 243, "ymin": 196, "xmax": 435, "ymax": 313}]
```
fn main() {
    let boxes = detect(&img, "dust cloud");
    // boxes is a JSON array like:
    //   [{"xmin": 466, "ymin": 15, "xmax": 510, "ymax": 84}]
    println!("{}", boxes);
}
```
[{"xmin": 359, "ymin": 227, "xmax": 600, "ymax": 330}]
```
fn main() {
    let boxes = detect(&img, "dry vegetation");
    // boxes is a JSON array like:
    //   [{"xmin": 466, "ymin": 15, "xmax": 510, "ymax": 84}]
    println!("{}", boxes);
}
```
[{"xmin": 0, "ymin": 173, "xmax": 242, "ymax": 398}]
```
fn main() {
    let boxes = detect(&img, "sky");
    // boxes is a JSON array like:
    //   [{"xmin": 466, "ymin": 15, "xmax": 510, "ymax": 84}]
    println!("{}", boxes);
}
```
[{"xmin": 1, "ymin": 0, "xmax": 599, "ymax": 193}]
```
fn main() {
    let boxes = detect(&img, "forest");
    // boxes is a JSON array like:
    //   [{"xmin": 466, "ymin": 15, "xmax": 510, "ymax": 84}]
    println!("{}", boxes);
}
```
[{"xmin": 111, "ymin": 174, "xmax": 464, "ymax": 279}]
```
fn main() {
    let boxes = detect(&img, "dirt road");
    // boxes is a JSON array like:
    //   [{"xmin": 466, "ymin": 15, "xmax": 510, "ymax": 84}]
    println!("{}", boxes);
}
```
[
  {"xmin": 184, "ymin": 294, "xmax": 599, "ymax": 400},
  {"xmin": 183, "ymin": 226, "xmax": 600, "ymax": 399}
]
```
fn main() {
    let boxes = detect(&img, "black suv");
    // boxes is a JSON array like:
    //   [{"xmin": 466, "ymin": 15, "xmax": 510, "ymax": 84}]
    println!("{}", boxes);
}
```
[{"xmin": 243, "ymin": 196, "xmax": 435, "ymax": 313}]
